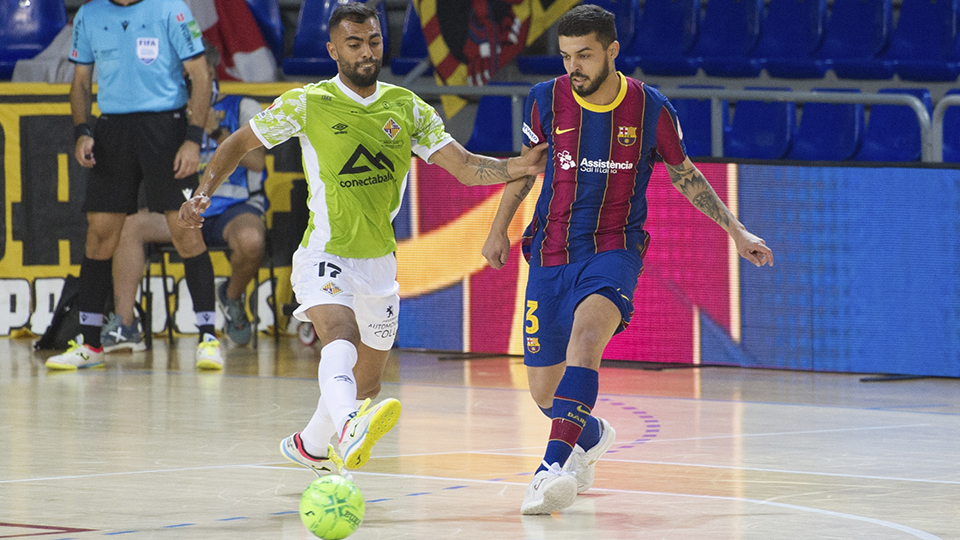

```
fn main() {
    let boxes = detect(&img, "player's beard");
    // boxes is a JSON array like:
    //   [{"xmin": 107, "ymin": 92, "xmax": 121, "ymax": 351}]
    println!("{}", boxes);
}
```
[
  {"xmin": 570, "ymin": 60, "xmax": 611, "ymax": 98},
  {"xmin": 340, "ymin": 56, "xmax": 382, "ymax": 89}
]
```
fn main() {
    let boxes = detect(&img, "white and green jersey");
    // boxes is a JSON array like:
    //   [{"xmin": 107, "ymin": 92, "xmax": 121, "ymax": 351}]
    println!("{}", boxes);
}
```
[{"xmin": 250, "ymin": 75, "xmax": 453, "ymax": 258}]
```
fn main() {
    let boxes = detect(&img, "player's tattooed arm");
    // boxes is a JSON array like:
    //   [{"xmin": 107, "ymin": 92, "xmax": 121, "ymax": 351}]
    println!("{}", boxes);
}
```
[
  {"xmin": 513, "ymin": 175, "xmax": 537, "ymax": 202},
  {"xmin": 431, "ymin": 141, "xmax": 547, "ymax": 185},
  {"xmin": 665, "ymin": 158, "xmax": 734, "ymax": 230}
]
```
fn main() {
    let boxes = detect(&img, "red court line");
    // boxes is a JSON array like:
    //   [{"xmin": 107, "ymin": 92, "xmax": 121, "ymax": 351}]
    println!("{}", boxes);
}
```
[{"xmin": 0, "ymin": 522, "xmax": 96, "ymax": 538}]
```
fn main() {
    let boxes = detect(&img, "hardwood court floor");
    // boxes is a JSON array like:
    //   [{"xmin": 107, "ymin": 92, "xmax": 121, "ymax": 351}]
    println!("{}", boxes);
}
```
[{"xmin": 2, "ymin": 336, "xmax": 959, "ymax": 540}]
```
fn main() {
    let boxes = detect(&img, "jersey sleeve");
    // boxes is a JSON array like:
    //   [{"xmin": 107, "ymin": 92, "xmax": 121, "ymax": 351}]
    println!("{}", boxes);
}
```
[
  {"xmin": 655, "ymin": 100, "xmax": 688, "ymax": 166},
  {"xmin": 69, "ymin": 6, "xmax": 93, "ymax": 64},
  {"xmin": 521, "ymin": 87, "xmax": 545, "ymax": 148},
  {"xmin": 167, "ymin": 0, "xmax": 205, "ymax": 60},
  {"xmin": 250, "ymin": 88, "xmax": 307, "ymax": 149},
  {"xmin": 410, "ymin": 93, "xmax": 454, "ymax": 161}
]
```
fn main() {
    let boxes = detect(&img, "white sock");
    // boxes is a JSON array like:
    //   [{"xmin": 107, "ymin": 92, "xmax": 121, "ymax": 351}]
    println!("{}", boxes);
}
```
[
  {"xmin": 318, "ymin": 339, "xmax": 360, "ymax": 436},
  {"xmin": 300, "ymin": 397, "xmax": 336, "ymax": 457}
]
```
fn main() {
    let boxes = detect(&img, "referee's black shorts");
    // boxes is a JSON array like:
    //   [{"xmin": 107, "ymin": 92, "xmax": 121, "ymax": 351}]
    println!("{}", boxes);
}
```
[{"xmin": 83, "ymin": 108, "xmax": 199, "ymax": 214}]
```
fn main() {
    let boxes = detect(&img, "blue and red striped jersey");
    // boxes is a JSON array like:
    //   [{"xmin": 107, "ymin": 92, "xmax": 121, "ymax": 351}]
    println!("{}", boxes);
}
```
[{"xmin": 520, "ymin": 73, "xmax": 687, "ymax": 267}]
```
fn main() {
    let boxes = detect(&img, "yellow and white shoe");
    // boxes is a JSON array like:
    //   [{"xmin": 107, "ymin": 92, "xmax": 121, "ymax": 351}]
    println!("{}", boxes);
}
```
[
  {"xmin": 195, "ymin": 333, "xmax": 224, "ymax": 370},
  {"xmin": 45, "ymin": 336, "xmax": 104, "ymax": 371},
  {"xmin": 280, "ymin": 432, "xmax": 344, "ymax": 477},
  {"xmin": 338, "ymin": 398, "xmax": 401, "ymax": 469}
]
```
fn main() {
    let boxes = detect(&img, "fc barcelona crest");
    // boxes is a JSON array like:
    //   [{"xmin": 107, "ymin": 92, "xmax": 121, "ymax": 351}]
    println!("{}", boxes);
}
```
[
  {"xmin": 526, "ymin": 337, "xmax": 541, "ymax": 353},
  {"xmin": 617, "ymin": 126, "xmax": 637, "ymax": 146}
]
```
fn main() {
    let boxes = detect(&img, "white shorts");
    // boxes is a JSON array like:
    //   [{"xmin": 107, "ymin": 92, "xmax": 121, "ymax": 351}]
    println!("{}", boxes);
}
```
[{"xmin": 290, "ymin": 247, "xmax": 400, "ymax": 351}]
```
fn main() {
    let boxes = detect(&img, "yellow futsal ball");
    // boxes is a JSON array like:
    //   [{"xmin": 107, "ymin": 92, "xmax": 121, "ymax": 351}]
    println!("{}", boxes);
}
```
[{"xmin": 299, "ymin": 475, "xmax": 365, "ymax": 539}]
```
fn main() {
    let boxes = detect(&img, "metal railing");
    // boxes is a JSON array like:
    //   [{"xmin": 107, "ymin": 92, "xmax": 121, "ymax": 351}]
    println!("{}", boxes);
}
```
[{"xmin": 407, "ymin": 85, "xmax": 949, "ymax": 162}]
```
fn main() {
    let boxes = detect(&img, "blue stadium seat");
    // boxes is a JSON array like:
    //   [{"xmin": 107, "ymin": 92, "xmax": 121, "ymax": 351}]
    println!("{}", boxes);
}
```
[
  {"xmin": 283, "ymin": 0, "xmax": 388, "ymax": 77},
  {"xmin": 943, "ymin": 89, "xmax": 960, "ymax": 163},
  {"xmin": 758, "ymin": 0, "xmax": 828, "ymax": 79},
  {"xmin": 670, "ymin": 86, "xmax": 728, "ymax": 158},
  {"xmin": 620, "ymin": 0, "xmax": 701, "ymax": 76},
  {"xmin": 826, "ymin": 0, "xmax": 894, "ymax": 80},
  {"xmin": 0, "ymin": 0, "xmax": 67, "ymax": 80},
  {"xmin": 786, "ymin": 89, "xmax": 864, "ymax": 161},
  {"xmin": 390, "ymin": 0, "xmax": 432, "ymax": 76},
  {"xmin": 853, "ymin": 88, "xmax": 933, "ymax": 162},
  {"xmin": 725, "ymin": 88, "xmax": 795, "ymax": 159},
  {"xmin": 465, "ymin": 82, "xmax": 530, "ymax": 153},
  {"xmin": 245, "ymin": 0, "xmax": 284, "ymax": 63},
  {"xmin": 694, "ymin": 0, "xmax": 764, "ymax": 78},
  {"xmin": 517, "ymin": 0, "xmax": 639, "ymax": 75},
  {"xmin": 888, "ymin": 0, "xmax": 960, "ymax": 82}
]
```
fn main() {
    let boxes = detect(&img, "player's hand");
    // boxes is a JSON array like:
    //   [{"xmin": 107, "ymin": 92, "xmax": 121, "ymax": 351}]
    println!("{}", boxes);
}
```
[
  {"xmin": 75, "ymin": 136, "xmax": 95, "ymax": 168},
  {"xmin": 509, "ymin": 143, "xmax": 547, "ymax": 179},
  {"xmin": 482, "ymin": 230, "xmax": 511, "ymax": 270},
  {"xmin": 174, "ymin": 141, "xmax": 201, "ymax": 179},
  {"xmin": 734, "ymin": 230, "xmax": 774, "ymax": 267},
  {"xmin": 178, "ymin": 194, "xmax": 210, "ymax": 229}
]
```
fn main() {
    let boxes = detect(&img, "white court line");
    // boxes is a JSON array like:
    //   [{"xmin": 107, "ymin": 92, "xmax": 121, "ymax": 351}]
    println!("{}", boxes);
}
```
[
  {"xmin": 636, "ymin": 422, "xmax": 932, "ymax": 442},
  {"xmin": 318, "ymin": 470, "xmax": 944, "ymax": 540}
]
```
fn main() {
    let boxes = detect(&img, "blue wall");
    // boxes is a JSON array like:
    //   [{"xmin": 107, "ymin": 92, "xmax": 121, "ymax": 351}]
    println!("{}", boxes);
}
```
[{"xmin": 732, "ymin": 164, "xmax": 960, "ymax": 377}]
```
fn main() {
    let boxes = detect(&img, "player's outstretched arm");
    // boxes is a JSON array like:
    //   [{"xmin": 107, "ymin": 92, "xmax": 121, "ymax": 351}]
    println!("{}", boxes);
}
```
[
  {"xmin": 178, "ymin": 124, "xmax": 264, "ymax": 229},
  {"xmin": 429, "ymin": 140, "xmax": 546, "ymax": 186},
  {"xmin": 482, "ymin": 145, "xmax": 539, "ymax": 269},
  {"xmin": 664, "ymin": 157, "xmax": 774, "ymax": 267}
]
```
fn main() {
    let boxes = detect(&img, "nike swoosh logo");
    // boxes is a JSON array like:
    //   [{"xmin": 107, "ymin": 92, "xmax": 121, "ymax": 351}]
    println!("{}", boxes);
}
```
[
  {"xmin": 577, "ymin": 404, "xmax": 591, "ymax": 415},
  {"xmin": 555, "ymin": 126, "xmax": 575, "ymax": 135}
]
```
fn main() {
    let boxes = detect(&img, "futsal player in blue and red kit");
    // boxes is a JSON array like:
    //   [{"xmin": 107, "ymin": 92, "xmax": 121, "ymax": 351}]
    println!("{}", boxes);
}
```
[{"xmin": 483, "ymin": 5, "xmax": 775, "ymax": 515}]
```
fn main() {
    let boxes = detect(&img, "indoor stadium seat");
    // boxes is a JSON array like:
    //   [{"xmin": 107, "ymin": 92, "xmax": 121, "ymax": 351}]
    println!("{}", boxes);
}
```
[
  {"xmin": 694, "ymin": 0, "xmax": 765, "ymax": 78},
  {"xmin": 0, "ymin": 0, "xmax": 67, "ymax": 80},
  {"xmin": 465, "ymin": 82, "xmax": 530, "ymax": 153},
  {"xmin": 670, "ymin": 86, "xmax": 728, "ymax": 158},
  {"xmin": 725, "ymin": 88, "xmax": 795, "ymax": 159},
  {"xmin": 283, "ymin": 0, "xmax": 388, "ymax": 77},
  {"xmin": 390, "ymin": 0, "xmax": 432, "ymax": 76},
  {"xmin": 786, "ymin": 89, "xmax": 864, "ymax": 161},
  {"xmin": 887, "ymin": 0, "xmax": 960, "ymax": 82},
  {"xmin": 516, "ymin": 0, "xmax": 639, "ymax": 75},
  {"xmin": 826, "ymin": 0, "xmax": 894, "ymax": 80},
  {"xmin": 619, "ymin": 0, "xmax": 701, "ymax": 76},
  {"xmin": 942, "ymin": 89, "xmax": 960, "ymax": 163},
  {"xmin": 758, "ymin": 0, "xmax": 828, "ymax": 79},
  {"xmin": 245, "ymin": 0, "xmax": 285, "ymax": 63},
  {"xmin": 852, "ymin": 88, "xmax": 933, "ymax": 162}
]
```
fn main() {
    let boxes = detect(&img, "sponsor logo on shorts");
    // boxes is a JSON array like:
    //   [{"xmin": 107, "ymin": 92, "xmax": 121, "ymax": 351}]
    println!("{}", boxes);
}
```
[
  {"xmin": 368, "ymin": 320, "xmax": 398, "ymax": 339},
  {"xmin": 526, "ymin": 336, "xmax": 540, "ymax": 353},
  {"xmin": 322, "ymin": 281, "xmax": 343, "ymax": 296}
]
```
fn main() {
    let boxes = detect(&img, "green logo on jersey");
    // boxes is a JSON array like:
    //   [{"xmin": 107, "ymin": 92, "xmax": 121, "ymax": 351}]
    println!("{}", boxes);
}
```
[{"xmin": 188, "ymin": 20, "xmax": 202, "ymax": 39}]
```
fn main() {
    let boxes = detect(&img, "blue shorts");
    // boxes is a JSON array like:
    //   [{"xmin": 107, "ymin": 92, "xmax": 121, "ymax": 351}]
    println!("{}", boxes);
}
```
[
  {"xmin": 523, "ymin": 249, "xmax": 643, "ymax": 367},
  {"xmin": 201, "ymin": 201, "xmax": 263, "ymax": 248}
]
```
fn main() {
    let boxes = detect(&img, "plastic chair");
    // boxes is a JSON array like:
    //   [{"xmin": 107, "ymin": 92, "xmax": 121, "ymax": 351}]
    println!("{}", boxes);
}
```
[
  {"xmin": 942, "ymin": 89, "xmax": 960, "ymax": 163},
  {"xmin": 725, "ymin": 87, "xmax": 795, "ymax": 159},
  {"xmin": 390, "ymin": 0, "xmax": 432, "ymax": 76},
  {"xmin": 786, "ymin": 89, "xmax": 864, "ymax": 161},
  {"xmin": 826, "ymin": 0, "xmax": 893, "ymax": 80},
  {"xmin": 517, "ymin": 0, "xmax": 640, "ymax": 75},
  {"xmin": 620, "ymin": 0, "xmax": 701, "ymax": 76},
  {"xmin": 670, "ymin": 86, "xmax": 728, "ymax": 158},
  {"xmin": 0, "ymin": 0, "xmax": 67, "ymax": 79},
  {"xmin": 694, "ymin": 0, "xmax": 764, "ymax": 78},
  {"xmin": 464, "ymin": 82, "xmax": 529, "ymax": 153},
  {"xmin": 283, "ymin": 0, "xmax": 389, "ymax": 77},
  {"xmin": 758, "ymin": 0, "xmax": 828, "ymax": 79},
  {"xmin": 853, "ymin": 88, "xmax": 933, "ymax": 162},
  {"xmin": 244, "ymin": 0, "xmax": 285, "ymax": 63},
  {"xmin": 888, "ymin": 0, "xmax": 960, "ymax": 82}
]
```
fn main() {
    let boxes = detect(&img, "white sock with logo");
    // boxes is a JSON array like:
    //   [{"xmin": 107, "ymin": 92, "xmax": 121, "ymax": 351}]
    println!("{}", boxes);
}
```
[
  {"xmin": 300, "ymin": 398, "xmax": 337, "ymax": 458},
  {"xmin": 318, "ymin": 339, "xmax": 360, "ymax": 437}
]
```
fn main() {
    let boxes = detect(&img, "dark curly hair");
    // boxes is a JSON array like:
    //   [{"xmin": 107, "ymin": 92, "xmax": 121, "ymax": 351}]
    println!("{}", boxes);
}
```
[{"xmin": 557, "ymin": 4, "xmax": 617, "ymax": 49}]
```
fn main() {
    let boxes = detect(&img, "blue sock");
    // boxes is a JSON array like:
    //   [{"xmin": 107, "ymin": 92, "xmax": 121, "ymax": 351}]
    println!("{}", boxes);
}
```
[
  {"xmin": 537, "ymin": 366, "xmax": 599, "ymax": 473},
  {"xmin": 538, "ymin": 405, "xmax": 553, "ymax": 418},
  {"xmin": 576, "ymin": 416, "xmax": 602, "ymax": 451}
]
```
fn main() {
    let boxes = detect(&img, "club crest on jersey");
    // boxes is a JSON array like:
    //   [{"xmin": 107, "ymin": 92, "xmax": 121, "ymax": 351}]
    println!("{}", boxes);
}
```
[
  {"xmin": 382, "ymin": 118, "xmax": 402, "ymax": 140},
  {"xmin": 322, "ymin": 281, "xmax": 343, "ymax": 296},
  {"xmin": 618, "ymin": 126, "xmax": 637, "ymax": 146},
  {"xmin": 137, "ymin": 38, "xmax": 159, "ymax": 65},
  {"xmin": 526, "ymin": 337, "xmax": 541, "ymax": 353}
]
